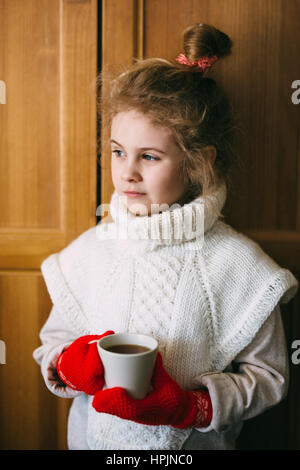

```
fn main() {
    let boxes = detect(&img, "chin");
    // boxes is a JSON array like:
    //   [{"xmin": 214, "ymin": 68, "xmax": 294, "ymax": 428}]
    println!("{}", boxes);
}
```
[{"xmin": 127, "ymin": 203, "xmax": 149, "ymax": 217}]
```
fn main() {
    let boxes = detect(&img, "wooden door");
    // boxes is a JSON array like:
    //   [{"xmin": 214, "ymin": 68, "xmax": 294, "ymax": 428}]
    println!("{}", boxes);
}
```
[
  {"xmin": 0, "ymin": 0, "xmax": 97, "ymax": 449},
  {"xmin": 101, "ymin": 0, "xmax": 300, "ymax": 450},
  {"xmin": 1, "ymin": 0, "xmax": 299, "ymax": 451}
]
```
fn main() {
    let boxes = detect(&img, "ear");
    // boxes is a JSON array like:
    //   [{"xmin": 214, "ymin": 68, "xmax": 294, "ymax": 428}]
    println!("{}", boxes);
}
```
[{"xmin": 202, "ymin": 146, "xmax": 217, "ymax": 166}]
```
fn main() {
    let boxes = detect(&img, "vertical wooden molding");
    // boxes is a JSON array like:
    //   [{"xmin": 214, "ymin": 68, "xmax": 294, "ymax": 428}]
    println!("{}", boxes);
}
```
[
  {"xmin": 135, "ymin": 0, "xmax": 144, "ymax": 59},
  {"xmin": 59, "ymin": 0, "xmax": 98, "ymax": 237},
  {"xmin": 59, "ymin": 0, "xmax": 65, "ymax": 233},
  {"xmin": 101, "ymin": 0, "xmax": 138, "ymax": 205}
]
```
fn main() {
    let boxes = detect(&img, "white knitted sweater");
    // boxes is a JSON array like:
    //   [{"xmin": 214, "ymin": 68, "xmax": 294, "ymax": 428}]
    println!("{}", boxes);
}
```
[{"xmin": 40, "ymin": 183, "xmax": 298, "ymax": 450}]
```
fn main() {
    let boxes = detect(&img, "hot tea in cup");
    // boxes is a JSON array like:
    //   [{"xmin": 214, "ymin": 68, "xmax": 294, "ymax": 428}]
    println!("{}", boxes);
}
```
[{"xmin": 97, "ymin": 333, "xmax": 158, "ymax": 399}]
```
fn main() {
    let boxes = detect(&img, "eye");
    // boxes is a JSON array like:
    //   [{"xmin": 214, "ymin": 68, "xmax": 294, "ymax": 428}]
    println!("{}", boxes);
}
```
[
  {"xmin": 112, "ymin": 150, "xmax": 160, "ymax": 161},
  {"xmin": 112, "ymin": 149, "xmax": 125, "ymax": 157},
  {"xmin": 142, "ymin": 154, "xmax": 160, "ymax": 161}
]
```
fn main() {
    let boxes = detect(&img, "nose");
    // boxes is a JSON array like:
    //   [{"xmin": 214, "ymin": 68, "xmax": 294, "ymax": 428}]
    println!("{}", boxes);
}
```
[{"xmin": 121, "ymin": 158, "xmax": 142, "ymax": 182}]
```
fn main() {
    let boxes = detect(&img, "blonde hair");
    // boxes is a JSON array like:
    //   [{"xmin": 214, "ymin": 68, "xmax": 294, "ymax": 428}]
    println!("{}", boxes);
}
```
[{"xmin": 97, "ymin": 23, "xmax": 240, "ymax": 205}]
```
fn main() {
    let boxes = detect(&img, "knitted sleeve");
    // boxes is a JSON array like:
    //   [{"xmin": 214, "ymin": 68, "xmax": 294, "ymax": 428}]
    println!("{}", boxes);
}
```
[
  {"xmin": 33, "ymin": 304, "xmax": 83, "ymax": 399},
  {"xmin": 192, "ymin": 304, "xmax": 289, "ymax": 433}
]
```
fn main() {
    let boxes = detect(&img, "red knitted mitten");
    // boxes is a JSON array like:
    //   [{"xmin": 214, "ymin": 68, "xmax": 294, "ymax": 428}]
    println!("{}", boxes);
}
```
[
  {"xmin": 92, "ymin": 352, "xmax": 212, "ymax": 428},
  {"xmin": 56, "ymin": 331, "xmax": 114, "ymax": 395}
]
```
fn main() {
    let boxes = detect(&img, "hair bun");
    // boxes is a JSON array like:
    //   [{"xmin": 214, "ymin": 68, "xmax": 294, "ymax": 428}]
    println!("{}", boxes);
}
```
[{"xmin": 182, "ymin": 23, "xmax": 232, "ymax": 63}]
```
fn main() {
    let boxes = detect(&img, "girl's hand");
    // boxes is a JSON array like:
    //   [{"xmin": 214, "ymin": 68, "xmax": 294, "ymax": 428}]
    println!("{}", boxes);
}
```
[
  {"xmin": 56, "ymin": 331, "xmax": 114, "ymax": 395},
  {"xmin": 52, "ymin": 367, "xmax": 67, "ymax": 388},
  {"xmin": 92, "ymin": 352, "xmax": 212, "ymax": 429}
]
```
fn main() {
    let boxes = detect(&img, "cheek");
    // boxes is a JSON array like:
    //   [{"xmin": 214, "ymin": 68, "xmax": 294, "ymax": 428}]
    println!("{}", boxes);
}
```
[
  {"xmin": 111, "ymin": 160, "xmax": 120, "ymax": 182},
  {"xmin": 147, "ymin": 171, "xmax": 173, "ymax": 195},
  {"xmin": 153, "ymin": 164, "xmax": 185, "ymax": 189}
]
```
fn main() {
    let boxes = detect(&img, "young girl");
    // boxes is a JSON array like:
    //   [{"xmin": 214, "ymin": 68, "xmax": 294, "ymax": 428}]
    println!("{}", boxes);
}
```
[{"xmin": 33, "ymin": 23, "xmax": 298, "ymax": 450}]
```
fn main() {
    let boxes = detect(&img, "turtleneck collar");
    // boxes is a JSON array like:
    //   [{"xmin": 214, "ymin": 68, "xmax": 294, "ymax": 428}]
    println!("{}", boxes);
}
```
[{"xmin": 97, "ymin": 183, "xmax": 227, "ymax": 252}]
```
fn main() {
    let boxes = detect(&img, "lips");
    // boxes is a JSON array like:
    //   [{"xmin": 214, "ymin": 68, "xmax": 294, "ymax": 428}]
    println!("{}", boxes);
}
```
[
  {"xmin": 124, "ymin": 191, "xmax": 145, "ymax": 195},
  {"xmin": 124, "ymin": 191, "xmax": 146, "ymax": 198}
]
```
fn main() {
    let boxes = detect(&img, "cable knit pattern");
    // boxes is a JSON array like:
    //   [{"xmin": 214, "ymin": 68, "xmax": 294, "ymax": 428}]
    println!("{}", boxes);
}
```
[
  {"xmin": 127, "ymin": 253, "xmax": 182, "ymax": 356},
  {"xmin": 40, "ymin": 183, "xmax": 299, "ymax": 450}
]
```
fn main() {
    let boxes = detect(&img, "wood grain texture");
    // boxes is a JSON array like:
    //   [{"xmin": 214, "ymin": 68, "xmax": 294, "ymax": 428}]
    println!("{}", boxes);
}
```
[
  {"xmin": 0, "ymin": 0, "xmax": 97, "ymax": 449},
  {"xmin": 100, "ymin": 0, "xmax": 137, "ymax": 204},
  {"xmin": 0, "ymin": 0, "xmax": 60, "ymax": 230},
  {"xmin": 0, "ymin": 272, "xmax": 57, "ymax": 449},
  {"xmin": 0, "ymin": 0, "xmax": 98, "ymax": 269},
  {"xmin": 135, "ymin": 0, "xmax": 145, "ymax": 60}
]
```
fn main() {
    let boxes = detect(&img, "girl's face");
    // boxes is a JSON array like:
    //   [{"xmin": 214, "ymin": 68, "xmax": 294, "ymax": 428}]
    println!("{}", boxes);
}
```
[{"xmin": 110, "ymin": 109, "xmax": 188, "ymax": 216}]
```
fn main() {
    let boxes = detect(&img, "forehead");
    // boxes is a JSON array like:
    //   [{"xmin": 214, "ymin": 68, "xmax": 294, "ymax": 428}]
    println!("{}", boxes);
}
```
[{"xmin": 111, "ymin": 109, "xmax": 175, "ymax": 147}]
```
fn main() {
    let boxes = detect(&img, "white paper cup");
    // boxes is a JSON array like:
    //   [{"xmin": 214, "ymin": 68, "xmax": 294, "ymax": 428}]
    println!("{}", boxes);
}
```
[{"xmin": 97, "ymin": 333, "xmax": 158, "ymax": 399}]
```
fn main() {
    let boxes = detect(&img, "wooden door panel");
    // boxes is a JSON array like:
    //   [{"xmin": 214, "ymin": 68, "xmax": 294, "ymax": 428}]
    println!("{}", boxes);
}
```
[
  {"xmin": 0, "ymin": 271, "xmax": 58, "ymax": 449},
  {"xmin": 0, "ymin": 0, "xmax": 97, "ymax": 449},
  {"xmin": 0, "ymin": 0, "xmax": 97, "ymax": 271}
]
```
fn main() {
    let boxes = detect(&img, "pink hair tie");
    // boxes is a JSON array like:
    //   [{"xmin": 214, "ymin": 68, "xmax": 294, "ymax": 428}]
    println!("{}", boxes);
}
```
[{"xmin": 176, "ymin": 53, "xmax": 218, "ymax": 73}]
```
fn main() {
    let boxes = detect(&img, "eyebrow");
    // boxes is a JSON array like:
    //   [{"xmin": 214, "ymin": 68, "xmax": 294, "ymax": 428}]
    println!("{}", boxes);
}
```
[{"xmin": 110, "ymin": 139, "xmax": 167, "ymax": 155}]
